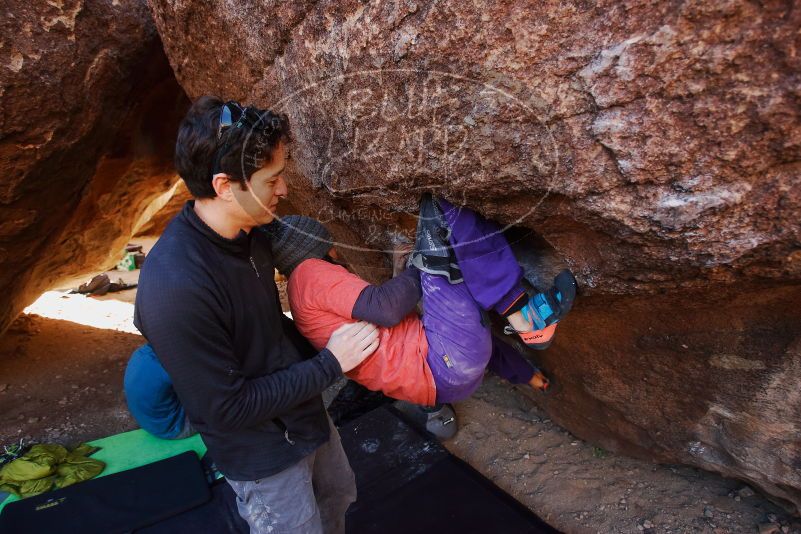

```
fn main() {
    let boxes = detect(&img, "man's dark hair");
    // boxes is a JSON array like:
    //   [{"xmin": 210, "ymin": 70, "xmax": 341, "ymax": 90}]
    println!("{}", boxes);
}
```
[{"xmin": 174, "ymin": 96, "xmax": 291, "ymax": 198}]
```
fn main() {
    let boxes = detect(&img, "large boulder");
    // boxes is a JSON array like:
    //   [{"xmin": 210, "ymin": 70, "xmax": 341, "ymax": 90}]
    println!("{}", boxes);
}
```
[
  {"xmin": 148, "ymin": 0, "xmax": 801, "ymax": 511},
  {"xmin": 0, "ymin": 0, "xmax": 188, "ymax": 335}
]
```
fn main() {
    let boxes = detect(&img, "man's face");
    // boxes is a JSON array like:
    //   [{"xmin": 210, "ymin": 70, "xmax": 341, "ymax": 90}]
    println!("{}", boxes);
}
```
[{"xmin": 230, "ymin": 142, "xmax": 289, "ymax": 226}]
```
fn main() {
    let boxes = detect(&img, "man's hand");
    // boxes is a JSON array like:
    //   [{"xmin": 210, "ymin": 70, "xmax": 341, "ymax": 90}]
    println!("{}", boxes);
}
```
[{"xmin": 326, "ymin": 321, "xmax": 380, "ymax": 373}]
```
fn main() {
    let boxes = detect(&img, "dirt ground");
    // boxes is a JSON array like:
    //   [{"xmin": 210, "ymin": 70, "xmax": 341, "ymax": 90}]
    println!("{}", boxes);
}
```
[
  {"xmin": 1, "ymin": 285, "xmax": 799, "ymax": 533},
  {"xmin": 446, "ymin": 376, "xmax": 800, "ymax": 534}
]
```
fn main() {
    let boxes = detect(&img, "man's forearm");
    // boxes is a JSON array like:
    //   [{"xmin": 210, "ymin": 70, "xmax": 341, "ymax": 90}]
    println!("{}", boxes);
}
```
[{"xmin": 211, "ymin": 349, "xmax": 342, "ymax": 431}]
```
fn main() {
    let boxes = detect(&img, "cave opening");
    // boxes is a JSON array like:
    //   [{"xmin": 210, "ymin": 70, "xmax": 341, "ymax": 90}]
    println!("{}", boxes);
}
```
[{"xmin": 502, "ymin": 224, "xmax": 572, "ymax": 293}]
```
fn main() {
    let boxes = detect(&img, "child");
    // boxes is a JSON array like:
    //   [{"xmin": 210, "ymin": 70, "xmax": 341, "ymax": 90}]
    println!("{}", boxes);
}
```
[{"xmin": 269, "ymin": 197, "xmax": 575, "ymax": 406}]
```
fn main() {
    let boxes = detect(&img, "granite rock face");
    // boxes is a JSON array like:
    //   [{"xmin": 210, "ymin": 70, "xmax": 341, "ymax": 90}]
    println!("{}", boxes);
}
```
[
  {"xmin": 155, "ymin": 0, "xmax": 801, "ymax": 512},
  {"xmin": 0, "ymin": 0, "xmax": 188, "ymax": 335},
  {"xmin": 150, "ymin": 0, "xmax": 801, "ymax": 290}
]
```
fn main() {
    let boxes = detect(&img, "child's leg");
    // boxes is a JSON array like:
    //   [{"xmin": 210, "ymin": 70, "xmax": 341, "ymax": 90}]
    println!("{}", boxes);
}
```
[
  {"xmin": 437, "ymin": 198, "xmax": 527, "ymax": 315},
  {"xmin": 422, "ymin": 272, "xmax": 493, "ymax": 404},
  {"xmin": 438, "ymin": 197, "xmax": 576, "ymax": 350}
]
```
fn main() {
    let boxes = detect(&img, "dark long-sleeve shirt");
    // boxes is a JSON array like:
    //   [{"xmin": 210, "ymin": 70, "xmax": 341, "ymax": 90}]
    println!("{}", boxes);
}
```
[
  {"xmin": 351, "ymin": 266, "xmax": 422, "ymax": 326},
  {"xmin": 134, "ymin": 202, "xmax": 342, "ymax": 481}
]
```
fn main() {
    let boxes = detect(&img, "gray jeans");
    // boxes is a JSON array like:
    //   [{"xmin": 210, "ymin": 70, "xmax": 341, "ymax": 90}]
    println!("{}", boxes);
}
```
[
  {"xmin": 171, "ymin": 414, "xmax": 196, "ymax": 440},
  {"xmin": 227, "ymin": 417, "xmax": 357, "ymax": 534}
]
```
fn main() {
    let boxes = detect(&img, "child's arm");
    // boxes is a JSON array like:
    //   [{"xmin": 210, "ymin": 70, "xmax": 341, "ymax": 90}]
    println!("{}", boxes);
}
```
[{"xmin": 351, "ymin": 266, "xmax": 421, "ymax": 327}]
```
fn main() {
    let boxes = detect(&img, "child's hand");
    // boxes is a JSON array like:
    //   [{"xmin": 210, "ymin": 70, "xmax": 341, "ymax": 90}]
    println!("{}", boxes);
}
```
[
  {"xmin": 326, "ymin": 321, "xmax": 380, "ymax": 372},
  {"xmin": 391, "ymin": 238, "xmax": 414, "ymax": 277}
]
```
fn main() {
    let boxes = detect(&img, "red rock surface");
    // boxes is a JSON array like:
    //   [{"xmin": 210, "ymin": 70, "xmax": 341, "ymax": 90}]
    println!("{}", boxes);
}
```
[
  {"xmin": 147, "ymin": 0, "xmax": 801, "ymax": 511},
  {"xmin": 0, "ymin": 0, "xmax": 189, "ymax": 335}
]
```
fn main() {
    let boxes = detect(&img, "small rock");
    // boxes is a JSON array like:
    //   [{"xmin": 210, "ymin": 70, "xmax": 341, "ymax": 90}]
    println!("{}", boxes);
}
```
[
  {"xmin": 769, "ymin": 514, "xmax": 779, "ymax": 523},
  {"xmin": 0, "ymin": 383, "xmax": 7, "ymax": 392},
  {"xmin": 735, "ymin": 496, "xmax": 741, "ymax": 501},
  {"xmin": 523, "ymin": 453, "xmax": 530, "ymax": 459},
  {"xmin": 27, "ymin": 417, "xmax": 39, "ymax": 424},
  {"xmin": 643, "ymin": 520, "xmax": 654, "ymax": 529},
  {"xmin": 781, "ymin": 526, "xmax": 789, "ymax": 533},
  {"xmin": 620, "ymin": 498, "xmax": 627, "ymax": 504},
  {"xmin": 738, "ymin": 486, "xmax": 756, "ymax": 498},
  {"xmin": 637, "ymin": 525, "xmax": 644, "ymax": 532},
  {"xmin": 704, "ymin": 506, "xmax": 714, "ymax": 518},
  {"xmin": 70, "ymin": 384, "xmax": 79, "ymax": 389}
]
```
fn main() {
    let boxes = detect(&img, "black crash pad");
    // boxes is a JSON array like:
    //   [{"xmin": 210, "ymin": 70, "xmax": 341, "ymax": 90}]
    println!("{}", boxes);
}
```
[
  {"xmin": 134, "ymin": 405, "xmax": 557, "ymax": 533},
  {"xmin": 0, "ymin": 451, "xmax": 211, "ymax": 534},
  {"xmin": 341, "ymin": 405, "xmax": 557, "ymax": 533},
  {"xmin": 138, "ymin": 479, "xmax": 248, "ymax": 534},
  {"xmin": 1, "ymin": 403, "xmax": 556, "ymax": 533}
]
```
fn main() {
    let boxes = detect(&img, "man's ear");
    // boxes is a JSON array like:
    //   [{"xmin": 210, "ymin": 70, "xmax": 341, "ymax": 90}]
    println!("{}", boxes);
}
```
[{"xmin": 211, "ymin": 173, "xmax": 233, "ymax": 201}]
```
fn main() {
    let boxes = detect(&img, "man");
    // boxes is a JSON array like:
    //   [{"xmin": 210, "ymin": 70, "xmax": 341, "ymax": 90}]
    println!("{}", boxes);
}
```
[{"xmin": 134, "ymin": 96, "xmax": 379, "ymax": 534}]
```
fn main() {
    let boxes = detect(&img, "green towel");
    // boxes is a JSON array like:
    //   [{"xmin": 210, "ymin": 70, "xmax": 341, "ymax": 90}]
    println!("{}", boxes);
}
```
[{"xmin": 0, "ymin": 443, "xmax": 104, "ymax": 498}]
